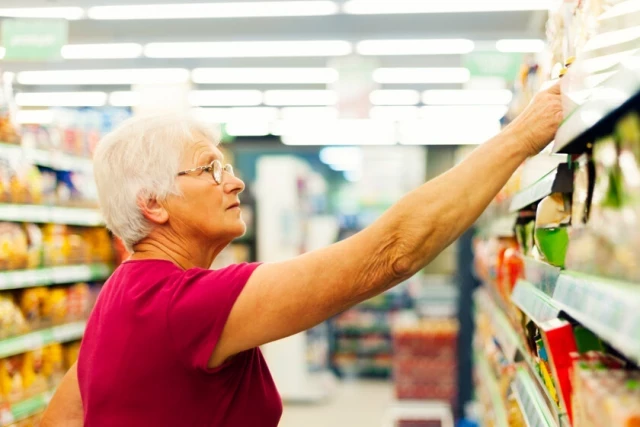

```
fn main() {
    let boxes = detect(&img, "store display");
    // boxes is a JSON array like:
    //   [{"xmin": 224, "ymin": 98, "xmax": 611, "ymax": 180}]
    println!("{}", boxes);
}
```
[{"xmin": 393, "ymin": 319, "xmax": 458, "ymax": 404}]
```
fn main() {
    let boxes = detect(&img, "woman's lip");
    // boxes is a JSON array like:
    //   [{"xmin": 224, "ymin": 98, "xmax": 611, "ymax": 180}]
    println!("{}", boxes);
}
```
[{"xmin": 227, "ymin": 204, "xmax": 240, "ymax": 210}]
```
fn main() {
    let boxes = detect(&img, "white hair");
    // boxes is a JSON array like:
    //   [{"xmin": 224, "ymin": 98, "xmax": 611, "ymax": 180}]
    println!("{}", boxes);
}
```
[{"xmin": 93, "ymin": 113, "xmax": 220, "ymax": 252}]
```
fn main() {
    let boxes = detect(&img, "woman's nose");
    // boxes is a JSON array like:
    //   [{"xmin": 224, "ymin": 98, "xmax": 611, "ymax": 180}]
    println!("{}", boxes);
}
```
[{"xmin": 224, "ymin": 174, "xmax": 245, "ymax": 194}]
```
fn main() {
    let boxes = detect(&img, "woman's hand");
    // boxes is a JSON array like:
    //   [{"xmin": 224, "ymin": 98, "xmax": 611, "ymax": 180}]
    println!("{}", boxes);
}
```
[{"xmin": 507, "ymin": 82, "xmax": 564, "ymax": 156}]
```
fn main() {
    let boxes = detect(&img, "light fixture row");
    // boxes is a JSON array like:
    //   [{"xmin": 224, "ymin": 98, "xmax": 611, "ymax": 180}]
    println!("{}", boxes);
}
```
[
  {"xmin": 14, "ymin": 89, "xmax": 513, "ymax": 108},
  {"xmin": 15, "ymin": 67, "xmax": 478, "ymax": 85},
  {"xmin": 0, "ymin": 38, "xmax": 545, "ymax": 61},
  {"xmin": 0, "ymin": 1, "xmax": 554, "ymax": 21}
]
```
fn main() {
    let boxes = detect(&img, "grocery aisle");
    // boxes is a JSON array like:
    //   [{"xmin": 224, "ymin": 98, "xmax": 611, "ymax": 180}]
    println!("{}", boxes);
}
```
[{"xmin": 280, "ymin": 380, "xmax": 394, "ymax": 427}]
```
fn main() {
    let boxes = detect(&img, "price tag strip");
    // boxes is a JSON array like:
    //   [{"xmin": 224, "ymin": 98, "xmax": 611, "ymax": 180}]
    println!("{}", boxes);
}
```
[
  {"xmin": 512, "ymin": 280, "xmax": 562, "ymax": 326},
  {"xmin": 553, "ymin": 272, "xmax": 640, "ymax": 364},
  {"xmin": 0, "ymin": 264, "xmax": 111, "ymax": 291},
  {"xmin": 474, "ymin": 350, "xmax": 509, "ymax": 427},
  {"xmin": 512, "ymin": 367, "xmax": 557, "ymax": 427},
  {"xmin": 0, "ymin": 321, "xmax": 86, "ymax": 359},
  {"xmin": 0, "ymin": 204, "xmax": 103, "ymax": 226}
]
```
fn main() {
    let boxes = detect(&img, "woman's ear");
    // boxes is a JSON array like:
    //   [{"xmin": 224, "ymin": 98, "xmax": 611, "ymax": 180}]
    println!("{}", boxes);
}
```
[{"xmin": 136, "ymin": 194, "xmax": 169, "ymax": 225}]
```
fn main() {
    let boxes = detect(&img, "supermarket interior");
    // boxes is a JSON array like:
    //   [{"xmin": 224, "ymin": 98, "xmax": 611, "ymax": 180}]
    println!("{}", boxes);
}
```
[{"xmin": 0, "ymin": 0, "xmax": 638, "ymax": 426}]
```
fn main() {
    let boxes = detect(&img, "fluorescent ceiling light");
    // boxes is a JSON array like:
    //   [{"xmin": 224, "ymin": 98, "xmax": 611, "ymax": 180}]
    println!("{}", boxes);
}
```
[
  {"xmin": 399, "ymin": 119, "xmax": 501, "ymax": 145},
  {"xmin": 189, "ymin": 90, "xmax": 263, "ymax": 107},
  {"xmin": 225, "ymin": 122, "xmax": 271, "ymax": 137},
  {"xmin": 17, "ymin": 69, "xmax": 190, "ymax": 85},
  {"xmin": 192, "ymin": 68, "xmax": 339, "ymax": 84},
  {"xmin": 280, "ymin": 107, "xmax": 339, "ymax": 119},
  {"xmin": 583, "ymin": 26, "xmax": 640, "ymax": 52},
  {"xmin": 369, "ymin": 106, "xmax": 419, "ymax": 120},
  {"xmin": 599, "ymin": 0, "xmax": 640, "ymax": 20},
  {"xmin": 89, "ymin": 1, "xmax": 338, "ymax": 19},
  {"xmin": 109, "ymin": 91, "xmax": 140, "ymax": 107},
  {"xmin": 0, "ymin": 7, "xmax": 84, "ymax": 20},
  {"xmin": 15, "ymin": 110, "xmax": 54, "ymax": 125},
  {"xmin": 15, "ymin": 92, "xmax": 108, "ymax": 107},
  {"xmin": 61, "ymin": 43, "xmax": 143, "ymax": 59},
  {"xmin": 370, "ymin": 90, "xmax": 420, "ymax": 105},
  {"xmin": 264, "ymin": 90, "xmax": 337, "ymax": 106},
  {"xmin": 343, "ymin": 0, "xmax": 552, "ymax": 14},
  {"xmin": 145, "ymin": 40, "xmax": 351, "ymax": 58},
  {"xmin": 357, "ymin": 39, "xmax": 474, "ymax": 55},
  {"xmin": 281, "ymin": 119, "xmax": 396, "ymax": 145},
  {"xmin": 421, "ymin": 105, "xmax": 508, "ymax": 121},
  {"xmin": 496, "ymin": 39, "xmax": 545, "ymax": 53},
  {"xmin": 373, "ymin": 68, "xmax": 470, "ymax": 84},
  {"xmin": 320, "ymin": 146, "xmax": 363, "ymax": 171},
  {"xmin": 192, "ymin": 107, "xmax": 279, "ymax": 123},
  {"xmin": 423, "ymin": 89, "xmax": 513, "ymax": 105}
]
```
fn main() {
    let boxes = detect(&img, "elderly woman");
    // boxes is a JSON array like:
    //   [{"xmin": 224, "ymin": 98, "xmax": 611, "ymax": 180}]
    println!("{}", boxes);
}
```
[{"xmin": 42, "ymin": 84, "xmax": 562, "ymax": 426}]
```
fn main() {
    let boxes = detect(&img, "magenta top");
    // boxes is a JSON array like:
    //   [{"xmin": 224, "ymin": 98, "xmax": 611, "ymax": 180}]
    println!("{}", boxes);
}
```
[{"xmin": 78, "ymin": 259, "xmax": 282, "ymax": 426}]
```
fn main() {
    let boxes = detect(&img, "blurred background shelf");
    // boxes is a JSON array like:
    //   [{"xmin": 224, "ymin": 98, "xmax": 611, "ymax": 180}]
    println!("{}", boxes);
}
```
[
  {"xmin": 0, "ymin": 321, "xmax": 86, "ymax": 359},
  {"xmin": 0, "ymin": 263, "xmax": 112, "ymax": 290},
  {"xmin": 0, "ymin": 204, "xmax": 103, "ymax": 226}
]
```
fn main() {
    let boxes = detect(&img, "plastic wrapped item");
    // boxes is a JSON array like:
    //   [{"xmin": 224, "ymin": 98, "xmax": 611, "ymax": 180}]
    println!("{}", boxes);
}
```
[
  {"xmin": 392, "ymin": 319, "xmax": 458, "ymax": 404},
  {"xmin": 20, "ymin": 350, "xmax": 46, "ymax": 398},
  {"xmin": 42, "ymin": 343, "xmax": 64, "ymax": 387},
  {"xmin": 66, "ymin": 283, "xmax": 90, "ymax": 320},
  {"xmin": 566, "ymin": 111, "xmax": 640, "ymax": 281},
  {"xmin": 0, "ymin": 356, "xmax": 23, "ymax": 404},
  {"xmin": 41, "ymin": 288, "xmax": 67, "ymax": 325}
]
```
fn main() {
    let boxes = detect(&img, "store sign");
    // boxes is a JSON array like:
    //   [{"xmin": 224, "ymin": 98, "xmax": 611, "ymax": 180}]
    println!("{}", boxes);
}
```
[
  {"xmin": 464, "ymin": 52, "xmax": 523, "ymax": 81},
  {"xmin": 1, "ymin": 19, "xmax": 68, "ymax": 61}
]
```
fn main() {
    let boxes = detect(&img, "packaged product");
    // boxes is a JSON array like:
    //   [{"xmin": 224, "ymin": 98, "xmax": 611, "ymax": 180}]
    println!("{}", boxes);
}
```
[
  {"xmin": 67, "ymin": 283, "xmax": 90, "ymax": 320},
  {"xmin": 0, "ymin": 223, "xmax": 29, "ymax": 270},
  {"xmin": 41, "ymin": 289, "xmax": 67, "ymax": 325},
  {"xmin": 63, "ymin": 341, "xmax": 81, "ymax": 369},
  {"xmin": 0, "ymin": 356, "xmax": 23, "ymax": 403},
  {"xmin": 0, "ymin": 294, "xmax": 28, "ymax": 339},
  {"xmin": 534, "ymin": 193, "xmax": 571, "ymax": 268},
  {"xmin": 19, "ymin": 288, "xmax": 44, "ymax": 328},
  {"xmin": 42, "ymin": 344, "xmax": 64, "ymax": 387},
  {"xmin": 24, "ymin": 224, "xmax": 43, "ymax": 270},
  {"xmin": 41, "ymin": 224, "xmax": 70, "ymax": 267},
  {"xmin": 21, "ymin": 350, "xmax": 46, "ymax": 397}
]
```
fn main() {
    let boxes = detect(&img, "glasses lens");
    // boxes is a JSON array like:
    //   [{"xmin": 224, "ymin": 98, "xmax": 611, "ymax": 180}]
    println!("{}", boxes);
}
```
[
  {"xmin": 224, "ymin": 164, "xmax": 234, "ymax": 177},
  {"xmin": 212, "ymin": 160, "xmax": 222, "ymax": 184}
]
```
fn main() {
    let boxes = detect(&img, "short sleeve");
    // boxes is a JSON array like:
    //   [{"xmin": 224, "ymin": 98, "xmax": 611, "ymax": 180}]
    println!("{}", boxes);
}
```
[{"xmin": 167, "ymin": 262, "xmax": 261, "ymax": 372}]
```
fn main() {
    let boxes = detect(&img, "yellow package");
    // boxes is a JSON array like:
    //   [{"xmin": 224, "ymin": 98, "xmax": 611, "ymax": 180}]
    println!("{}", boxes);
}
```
[
  {"xmin": 0, "ymin": 356, "xmax": 23, "ymax": 403},
  {"xmin": 64, "ymin": 341, "xmax": 81, "ymax": 369},
  {"xmin": 42, "ymin": 344, "xmax": 64, "ymax": 387},
  {"xmin": 0, "ymin": 294, "xmax": 28, "ymax": 339},
  {"xmin": 23, "ymin": 224, "xmax": 43, "ymax": 270},
  {"xmin": 21, "ymin": 350, "xmax": 46, "ymax": 397},
  {"xmin": 41, "ymin": 289, "xmax": 67, "ymax": 325}
]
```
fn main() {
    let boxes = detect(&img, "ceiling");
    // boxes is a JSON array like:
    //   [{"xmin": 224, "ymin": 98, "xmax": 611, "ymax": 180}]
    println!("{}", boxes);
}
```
[{"xmin": 0, "ymin": 1, "xmax": 547, "ymax": 78}]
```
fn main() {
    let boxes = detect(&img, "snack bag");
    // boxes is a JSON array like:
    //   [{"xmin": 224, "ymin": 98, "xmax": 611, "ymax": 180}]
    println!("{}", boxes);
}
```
[
  {"xmin": 42, "ymin": 289, "xmax": 67, "ymax": 325},
  {"xmin": 67, "ymin": 283, "xmax": 90, "ymax": 320},
  {"xmin": 42, "ymin": 344, "xmax": 64, "ymax": 387},
  {"xmin": 24, "ymin": 224, "xmax": 43, "ymax": 270},
  {"xmin": 21, "ymin": 350, "xmax": 46, "ymax": 397},
  {"xmin": 0, "ymin": 356, "xmax": 23, "ymax": 403}
]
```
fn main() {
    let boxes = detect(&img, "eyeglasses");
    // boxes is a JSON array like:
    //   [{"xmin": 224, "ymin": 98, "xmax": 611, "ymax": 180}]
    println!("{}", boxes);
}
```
[{"xmin": 177, "ymin": 159, "xmax": 234, "ymax": 185}]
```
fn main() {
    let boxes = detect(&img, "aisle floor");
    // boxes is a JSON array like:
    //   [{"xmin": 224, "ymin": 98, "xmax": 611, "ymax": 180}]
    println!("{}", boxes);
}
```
[{"xmin": 279, "ymin": 380, "xmax": 394, "ymax": 427}]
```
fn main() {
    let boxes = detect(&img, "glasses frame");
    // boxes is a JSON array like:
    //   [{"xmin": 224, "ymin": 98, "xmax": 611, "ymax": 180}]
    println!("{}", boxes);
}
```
[{"xmin": 177, "ymin": 159, "xmax": 234, "ymax": 185}]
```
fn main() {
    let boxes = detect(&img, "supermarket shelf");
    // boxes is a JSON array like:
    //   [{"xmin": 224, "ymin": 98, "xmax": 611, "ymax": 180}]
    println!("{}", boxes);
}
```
[
  {"xmin": 512, "ymin": 280, "xmax": 562, "ymax": 326},
  {"xmin": 0, "ymin": 204, "xmax": 103, "ymax": 226},
  {"xmin": 0, "ymin": 263, "xmax": 112, "ymax": 290},
  {"xmin": 553, "ymin": 63, "xmax": 640, "ymax": 154},
  {"xmin": 475, "ymin": 288, "xmax": 520, "ymax": 361},
  {"xmin": 0, "ymin": 389, "xmax": 54, "ymax": 426},
  {"xmin": 474, "ymin": 350, "xmax": 508, "ymax": 427},
  {"xmin": 518, "ymin": 346, "xmax": 568, "ymax": 427},
  {"xmin": 334, "ymin": 327, "xmax": 391, "ymax": 336},
  {"xmin": 0, "ymin": 321, "xmax": 86, "ymax": 359},
  {"xmin": 0, "ymin": 142, "xmax": 93, "ymax": 174},
  {"xmin": 512, "ymin": 367, "xmax": 558, "ymax": 427},
  {"xmin": 509, "ymin": 164, "xmax": 573, "ymax": 213},
  {"xmin": 522, "ymin": 257, "xmax": 561, "ymax": 297},
  {"xmin": 552, "ymin": 271, "xmax": 640, "ymax": 364}
]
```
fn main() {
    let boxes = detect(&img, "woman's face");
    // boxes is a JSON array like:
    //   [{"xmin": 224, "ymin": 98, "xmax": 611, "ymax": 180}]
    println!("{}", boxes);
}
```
[{"xmin": 164, "ymin": 135, "xmax": 246, "ymax": 246}]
